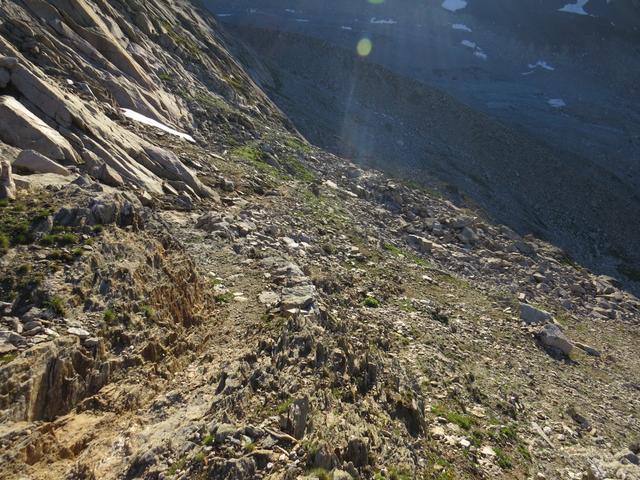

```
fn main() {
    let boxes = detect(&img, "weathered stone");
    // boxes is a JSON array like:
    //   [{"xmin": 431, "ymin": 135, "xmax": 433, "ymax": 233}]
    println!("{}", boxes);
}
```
[
  {"xmin": 407, "ymin": 234, "xmax": 433, "ymax": 253},
  {"xmin": 81, "ymin": 149, "xmax": 124, "ymax": 187},
  {"xmin": 14, "ymin": 150, "xmax": 71, "ymax": 176},
  {"xmin": 0, "ymin": 159, "xmax": 16, "ymax": 200},
  {"xmin": 537, "ymin": 323, "xmax": 574, "ymax": 357},
  {"xmin": 10, "ymin": 64, "xmax": 73, "ymax": 128},
  {"xmin": 0, "ymin": 96, "xmax": 77, "ymax": 163},
  {"xmin": 288, "ymin": 396, "xmax": 310, "ymax": 440},
  {"xmin": 344, "ymin": 437, "xmax": 369, "ymax": 467},
  {"xmin": 0, "ymin": 57, "xmax": 19, "ymax": 70},
  {"xmin": 281, "ymin": 284, "xmax": 315, "ymax": 311},
  {"xmin": 459, "ymin": 226, "xmax": 479, "ymax": 244},
  {"xmin": 519, "ymin": 303, "xmax": 553, "ymax": 324},
  {"xmin": 0, "ymin": 68, "xmax": 10, "ymax": 88},
  {"xmin": 143, "ymin": 146, "xmax": 213, "ymax": 198}
]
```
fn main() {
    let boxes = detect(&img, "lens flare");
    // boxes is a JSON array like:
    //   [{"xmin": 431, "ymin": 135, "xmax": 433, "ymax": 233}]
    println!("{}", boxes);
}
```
[{"xmin": 357, "ymin": 38, "xmax": 372, "ymax": 57}]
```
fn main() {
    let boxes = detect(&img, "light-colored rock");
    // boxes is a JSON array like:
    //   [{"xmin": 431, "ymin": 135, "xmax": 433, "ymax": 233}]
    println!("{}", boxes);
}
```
[
  {"xmin": 519, "ymin": 303, "xmax": 553, "ymax": 324},
  {"xmin": 0, "ymin": 96, "xmax": 77, "ymax": 163},
  {"xmin": 537, "ymin": 323, "xmax": 574, "ymax": 357},
  {"xmin": 10, "ymin": 64, "xmax": 73, "ymax": 128},
  {"xmin": 14, "ymin": 150, "xmax": 71, "ymax": 176},
  {"xmin": 143, "ymin": 146, "xmax": 212, "ymax": 198},
  {"xmin": 81, "ymin": 149, "xmax": 124, "ymax": 187},
  {"xmin": 407, "ymin": 234, "xmax": 433, "ymax": 253},
  {"xmin": 0, "ymin": 159, "xmax": 16, "ymax": 200},
  {"xmin": 281, "ymin": 284, "xmax": 315, "ymax": 310}
]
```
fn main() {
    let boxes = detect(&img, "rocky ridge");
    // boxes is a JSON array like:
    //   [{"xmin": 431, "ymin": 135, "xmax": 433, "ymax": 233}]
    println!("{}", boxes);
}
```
[{"xmin": 0, "ymin": 1, "xmax": 638, "ymax": 480}]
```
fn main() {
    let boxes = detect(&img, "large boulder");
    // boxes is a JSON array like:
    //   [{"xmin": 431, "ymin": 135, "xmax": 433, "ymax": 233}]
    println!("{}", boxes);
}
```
[
  {"xmin": 0, "ymin": 96, "xmax": 78, "ymax": 163},
  {"xmin": 536, "ymin": 324, "xmax": 574, "ymax": 357},
  {"xmin": 0, "ymin": 159, "xmax": 16, "ymax": 200},
  {"xmin": 9, "ymin": 64, "xmax": 73, "ymax": 128},
  {"xmin": 14, "ymin": 150, "xmax": 71, "ymax": 176},
  {"xmin": 519, "ymin": 303, "xmax": 553, "ymax": 324}
]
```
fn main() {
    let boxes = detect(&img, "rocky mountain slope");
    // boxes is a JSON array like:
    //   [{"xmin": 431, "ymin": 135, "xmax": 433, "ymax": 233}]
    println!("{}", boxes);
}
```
[
  {"xmin": 0, "ymin": 1, "xmax": 639, "ymax": 480},
  {"xmin": 206, "ymin": 0, "xmax": 640, "ymax": 290}
]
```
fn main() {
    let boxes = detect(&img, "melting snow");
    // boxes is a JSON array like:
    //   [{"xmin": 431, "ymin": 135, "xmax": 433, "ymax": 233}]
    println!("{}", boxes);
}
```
[
  {"xmin": 474, "ymin": 50, "xmax": 488, "ymax": 60},
  {"xmin": 528, "ymin": 60, "xmax": 555, "ymax": 71},
  {"xmin": 121, "ymin": 109, "xmax": 195, "ymax": 142},
  {"xmin": 452, "ymin": 23, "xmax": 472, "ymax": 32},
  {"xmin": 442, "ymin": 0, "xmax": 468, "ymax": 12},
  {"xmin": 285, "ymin": 9, "xmax": 295, "ymax": 13},
  {"xmin": 461, "ymin": 40, "xmax": 477, "ymax": 49},
  {"xmin": 548, "ymin": 99, "xmax": 567, "ymax": 108},
  {"xmin": 370, "ymin": 17, "xmax": 398, "ymax": 24},
  {"xmin": 559, "ymin": 0, "xmax": 590, "ymax": 15}
]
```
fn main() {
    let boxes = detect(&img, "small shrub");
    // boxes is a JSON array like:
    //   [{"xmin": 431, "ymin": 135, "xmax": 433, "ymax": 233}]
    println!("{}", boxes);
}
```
[
  {"xmin": 141, "ymin": 305, "xmax": 156, "ymax": 319},
  {"xmin": 214, "ymin": 292, "xmax": 233, "ymax": 304},
  {"xmin": 202, "ymin": 434, "xmax": 214, "ymax": 446},
  {"xmin": 104, "ymin": 309, "xmax": 116, "ymax": 322},
  {"xmin": 16, "ymin": 264, "xmax": 32, "ymax": 275},
  {"xmin": 193, "ymin": 451, "xmax": 206, "ymax": 463},
  {"xmin": 494, "ymin": 447, "xmax": 513, "ymax": 469},
  {"xmin": 275, "ymin": 397, "xmax": 294, "ymax": 414},
  {"xmin": 0, "ymin": 233, "xmax": 9, "ymax": 254},
  {"xmin": 46, "ymin": 296, "xmax": 66, "ymax": 316},
  {"xmin": 306, "ymin": 468, "xmax": 331, "ymax": 480},
  {"xmin": 363, "ymin": 296, "xmax": 381, "ymax": 308},
  {"xmin": 0, "ymin": 352, "xmax": 17, "ymax": 365},
  {"xmin": 431, "ymin": 404, "xmax": 475, "ymax": 430}
]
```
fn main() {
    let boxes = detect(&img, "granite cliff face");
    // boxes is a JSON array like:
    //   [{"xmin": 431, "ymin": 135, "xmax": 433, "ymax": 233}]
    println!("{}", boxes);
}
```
[{"xmin": 0, "ymin": 1, "xmax": 639, "ymax": 480}]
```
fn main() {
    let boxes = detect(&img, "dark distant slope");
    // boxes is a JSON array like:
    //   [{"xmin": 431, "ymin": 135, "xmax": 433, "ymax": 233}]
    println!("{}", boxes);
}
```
[{"xmin": 223, "ymin": 24, "xmax": 640, "ymax": 285}]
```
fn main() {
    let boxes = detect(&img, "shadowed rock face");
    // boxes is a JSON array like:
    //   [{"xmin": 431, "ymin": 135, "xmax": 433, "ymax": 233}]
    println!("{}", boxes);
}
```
[{"xmin": 205, "ymin": 0, "xmax": 640, "ymax": 288}]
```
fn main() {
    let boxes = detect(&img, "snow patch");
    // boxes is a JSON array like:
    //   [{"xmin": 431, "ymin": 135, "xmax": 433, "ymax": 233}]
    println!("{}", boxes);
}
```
[
  {"xmin": 442, "ymin": 0, "xmax": 468, "ymax": 12},
  {"xmin": 474, "ymin": 50, "xmax": 488, "ymax": 60},
  {"xmin": 548, "ymin": 98, "xmax": 567, "ymax": 108},
  {"xmin": 285, "ymin": 9, "xmax": 295, "ymax": 13},
  {"xmin": 559, "ymin": 0, "xmax": 590, "ymax": 15},
  {"xmin": 370, "ymin": 17, "xmax": 398, "ymax": 24},
  {"xmin": 216, "ymin": 13, "xmax": 233, "ymax": 17},
  {"xmin": 121, "ymin": 109, "xmax": 195, "ymax": 143},
  {"xmin": 452, "ymin": 23, "xmax": 472, "ymax": 32},
  {"xmin": 528, "ymin": 60, "xmax": 555, "ymax": 71},
  {"xmin": 341, "ymin": 26, "xmax": 353, "ymax": 31},
  {"xmin": 461, "ymin": 40, "xmax": 476, "ymax": 49}
]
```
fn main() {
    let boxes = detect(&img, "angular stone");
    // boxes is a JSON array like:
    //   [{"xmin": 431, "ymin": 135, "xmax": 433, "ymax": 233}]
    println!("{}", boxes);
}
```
[
  {"xmin": 0, "ymin": 57, "xmax": 19, "ymax": 70},
  {"xmin": 143, "ymin": 146, "xmax": 212, "ymax": 198},
  {"xmin": 10, "ymin": 64, "xmax": 73, "ymax": 128},
  {"xmin": 0, "ymin": 96, "xmax": 77, "ymax": 163},
  {"xmin": 0, "ymin": 159, "xmax": 16, "ymax": 200},
  {"xmin": 519, "ymin": 303, "xmax": 553, "ymax": 324},
  {"xmin": 537, "ymin": 323, "xmax": 574, "ymax": 357},
  {"xmin": 281, "ymin": 284, "xmax": 315, "ymax": 310},
  {"xmin": 407, "ymin": 234, "xmax": 433, "ymax": 253},
  {"xmin": 0, "ymin": 68, "xmax": 10, "ymax": 89},
  {"xmin": 14, "ymin": 150, "xmax": 71, "ymax": 176},
  {"xmin": 67, "ymin": 327, "xmax": 90, "ymax": 339}
]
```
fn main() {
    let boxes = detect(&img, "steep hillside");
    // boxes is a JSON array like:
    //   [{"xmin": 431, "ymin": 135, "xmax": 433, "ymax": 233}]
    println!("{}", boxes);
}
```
[
  {"xmin": 206, "ymin": 0, "xmax": 640, "ymax": 290},
  {"xmin": 0, "ymin": 2, "xmax": 639, "ymax": 480}
]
